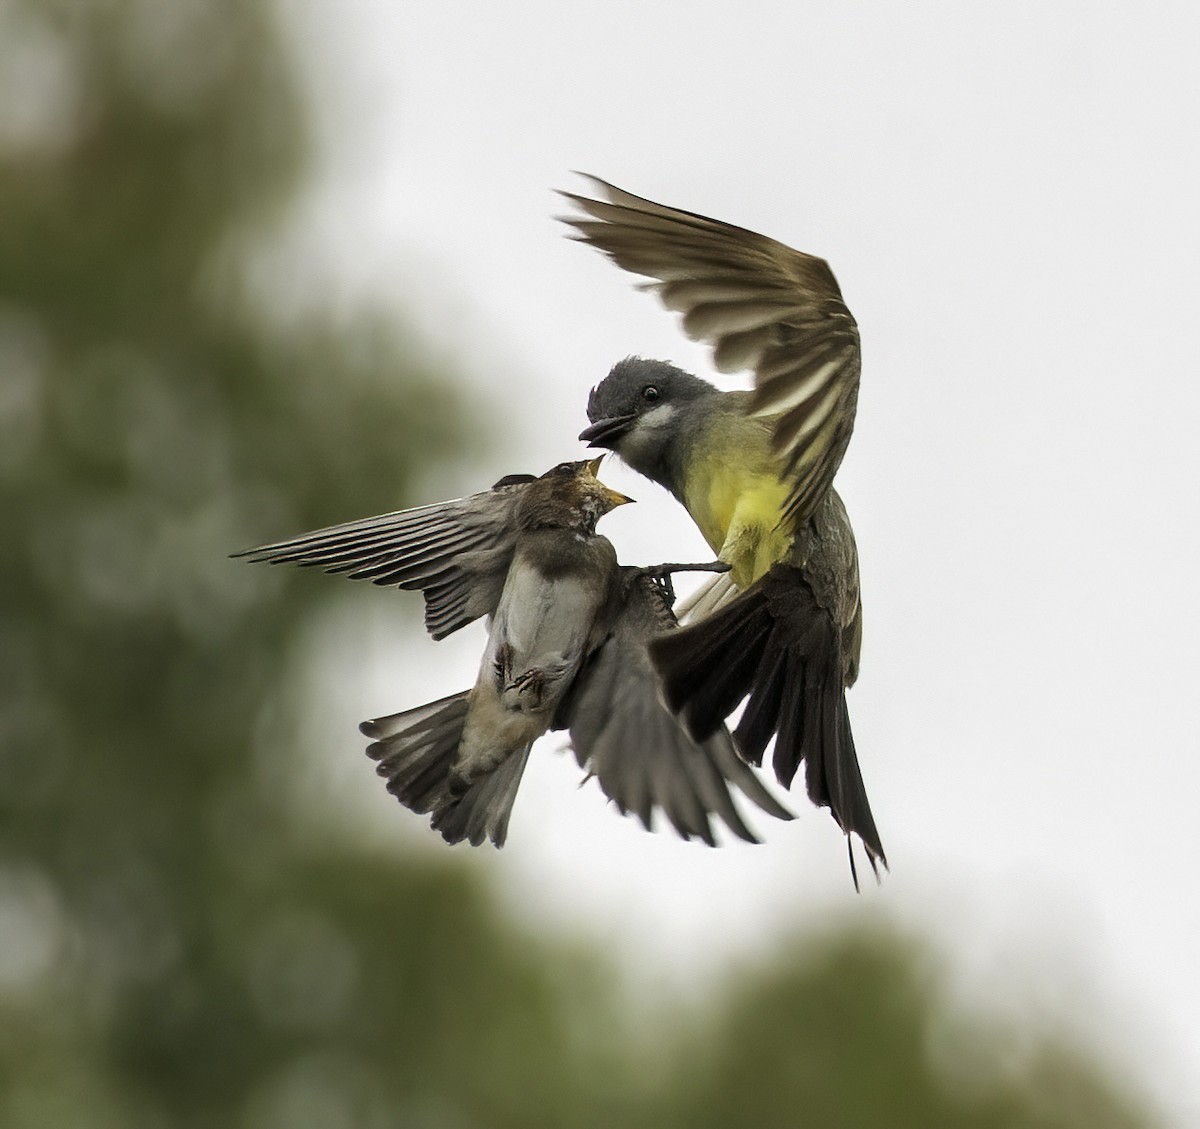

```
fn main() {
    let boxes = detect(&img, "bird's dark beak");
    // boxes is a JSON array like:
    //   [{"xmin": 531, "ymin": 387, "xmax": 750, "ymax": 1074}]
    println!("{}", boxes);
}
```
[{"xmin": 578, "ymin": 413, "xmax": 637, "ymax": 449}]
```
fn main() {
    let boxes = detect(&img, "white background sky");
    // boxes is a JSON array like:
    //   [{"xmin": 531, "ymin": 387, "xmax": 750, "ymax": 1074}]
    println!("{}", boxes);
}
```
[{"xmin": 263, "ymin": 3, "xmax": 1199, "ymax": 1123}]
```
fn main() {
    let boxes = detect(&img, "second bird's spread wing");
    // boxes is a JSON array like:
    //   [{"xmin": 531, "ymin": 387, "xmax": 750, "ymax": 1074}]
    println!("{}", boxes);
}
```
[
  {"xmin": 561, "ymin": 175, "xmax": 861, "ymax": 527},
  {"xmin": 233, "ymin": 480, "xmax": 531, "ymax": 639},
  {"xmin": 562, "ymin": 570, "xmax": 792, "ymax": 845}
]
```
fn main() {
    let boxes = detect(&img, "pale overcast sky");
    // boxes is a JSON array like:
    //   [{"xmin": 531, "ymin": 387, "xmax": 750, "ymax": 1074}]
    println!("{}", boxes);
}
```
[{"xmin": 267, "ymin": 3, "xmax": 1200, "ymax": 1123}]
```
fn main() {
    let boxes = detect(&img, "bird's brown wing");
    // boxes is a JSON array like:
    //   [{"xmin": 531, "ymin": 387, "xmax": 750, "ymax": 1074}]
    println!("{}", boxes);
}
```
[
  {"xmin": 232, "ymin": 481, "xmax": 530, "ymax": 639},
  {"xmin": 560, "ymin": 174, "xmax": 860, "ymax": 527}
]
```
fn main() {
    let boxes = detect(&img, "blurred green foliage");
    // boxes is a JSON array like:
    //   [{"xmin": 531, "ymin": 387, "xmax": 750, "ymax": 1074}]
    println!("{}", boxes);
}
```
[{"xmin": 0, "ymin": 2, "xmax": 1159, "ymax": 1127}]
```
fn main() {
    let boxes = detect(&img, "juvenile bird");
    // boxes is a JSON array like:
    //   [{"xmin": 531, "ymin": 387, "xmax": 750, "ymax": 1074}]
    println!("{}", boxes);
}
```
[
  {"xmin": 563, "ymin": 177, "xmax": 886, "ymax": 883},
  {"xmin": 235, "ymin": 459, "xmax": 789, "ymax": 847}
]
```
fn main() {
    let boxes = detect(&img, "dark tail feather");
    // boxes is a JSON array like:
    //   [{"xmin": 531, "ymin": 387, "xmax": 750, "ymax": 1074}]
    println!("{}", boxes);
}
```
[
  {"xmin": 770, "ymin": 647, "xmax": 806, "ymax": 787},
  {"xmin": 649, "ymin": 566, "xmax": 887, "ymax": 881},
  {"xmin": 362, "ymin": 692, "xmax": 470, "ymax": 813},
  {"xmin": 818, "ymin": 696, "xmax": 884, "ymax": 888},
  {"xmin": 649, "ymin": 594, "xmax": 774, "ymax": 740},
  {"xmin": 361, "ymin": 692, "xmax": 530, "ymax": 848},
  {"xmin": 431, "ymin": 745, "xmax": 532, "ymax": 848},
  {"xmin": 732, "ymin": 634, "xmax": 789, "ymax": 767}
]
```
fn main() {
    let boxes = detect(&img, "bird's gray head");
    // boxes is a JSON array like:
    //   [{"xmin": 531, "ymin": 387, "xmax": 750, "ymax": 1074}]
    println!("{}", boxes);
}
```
[{"xmin": 579, "ymin": 358, "xmax": 715, "ymax": 482}]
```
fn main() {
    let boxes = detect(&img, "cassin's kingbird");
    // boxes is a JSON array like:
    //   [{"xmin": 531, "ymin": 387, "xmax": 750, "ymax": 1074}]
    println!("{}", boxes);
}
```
[
  {"xmin": 564, "ymin": 177, "xmax": 886, "ymax": 883},
  {"xmin": 236, "ymin": 459, "xmax": 790, "ymax": 847}
]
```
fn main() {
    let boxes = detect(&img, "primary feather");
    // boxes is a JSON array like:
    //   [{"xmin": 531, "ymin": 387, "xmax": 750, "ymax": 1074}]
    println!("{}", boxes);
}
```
[{"xmin": 561, "ymin": 174, "xmax": 860, "ymax": 529}]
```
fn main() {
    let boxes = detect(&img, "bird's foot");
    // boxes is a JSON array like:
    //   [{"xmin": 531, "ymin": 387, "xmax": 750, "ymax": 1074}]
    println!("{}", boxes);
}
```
[
  {"xmin": 637, "ymin": 560, "xmax": 730, "ymax": 605},
  {"xmin": 504, "ymin": 668, "xmax": 546, "ymax": 708}
]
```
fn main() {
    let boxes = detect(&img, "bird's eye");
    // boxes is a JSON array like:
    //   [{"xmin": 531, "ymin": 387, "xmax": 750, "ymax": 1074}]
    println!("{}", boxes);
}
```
[{"xmin": 642, "ymin": 386, "xmax": 660, "ymax": 403}]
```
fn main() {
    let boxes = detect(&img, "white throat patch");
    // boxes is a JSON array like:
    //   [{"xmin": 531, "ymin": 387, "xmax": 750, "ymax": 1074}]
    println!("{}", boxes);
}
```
[{"xmin": 619, "ymin": 404, "xmax": 677, "ymax": 465}]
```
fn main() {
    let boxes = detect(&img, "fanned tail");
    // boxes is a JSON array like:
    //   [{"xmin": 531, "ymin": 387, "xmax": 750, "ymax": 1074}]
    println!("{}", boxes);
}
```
[
  {"xmin": 361, "ymin": 692, "xmax": 530, "ymax": 848},
  {"xmin": 648, "ymin": 566, "xmax": 886, "ymax": 884}
]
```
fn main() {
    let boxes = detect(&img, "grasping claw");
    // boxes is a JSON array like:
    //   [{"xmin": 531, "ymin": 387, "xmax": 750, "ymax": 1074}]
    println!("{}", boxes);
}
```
[{"xmin": 636, "ymin": 560, "xmax": 731, "ymax": 606}]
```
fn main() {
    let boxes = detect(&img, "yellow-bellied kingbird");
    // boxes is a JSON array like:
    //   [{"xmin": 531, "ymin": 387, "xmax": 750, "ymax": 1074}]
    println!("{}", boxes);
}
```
[
  {"xmin": 235, "ymin": 459, "xmax": 790, "ymax": 847},
  {"xmin": 565, "ymin": 177, "xmax": 886, "ymax": 883}
]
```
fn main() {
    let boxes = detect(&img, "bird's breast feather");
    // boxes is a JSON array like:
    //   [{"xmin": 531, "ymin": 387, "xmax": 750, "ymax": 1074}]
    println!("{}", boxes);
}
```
[{"xmin": 683, "ymin": 463, "xmax": 793, "ymax": 587}]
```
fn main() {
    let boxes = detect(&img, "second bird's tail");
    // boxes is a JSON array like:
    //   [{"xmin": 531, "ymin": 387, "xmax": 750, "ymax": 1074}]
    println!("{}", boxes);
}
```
[
  {"xmin": 648, "ymin": 565, "xmax": 886, "ymax": 885},
  {"xmin": 361, "ymin": 691, "xmax": 531, "ymax": 848}
]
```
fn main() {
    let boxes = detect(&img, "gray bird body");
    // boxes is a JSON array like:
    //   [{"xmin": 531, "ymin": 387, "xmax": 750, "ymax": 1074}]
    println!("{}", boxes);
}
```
[
  {"xmin": 455, "ymin": 525, "xmax": 616, "ymax": 788},
  {"xmin": 235, "ymin": 459, "xmax": 790, "ymax": 847}
]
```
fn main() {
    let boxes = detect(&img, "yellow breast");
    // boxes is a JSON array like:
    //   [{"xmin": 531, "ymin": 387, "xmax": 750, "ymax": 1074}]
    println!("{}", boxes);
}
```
[{"xmin": 683, "ymin": 461, "xmax": 793, "ymax": 589}]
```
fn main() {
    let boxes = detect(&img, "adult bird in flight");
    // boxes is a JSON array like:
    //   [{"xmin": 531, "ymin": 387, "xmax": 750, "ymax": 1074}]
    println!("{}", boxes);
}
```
[{"xmin": 564, "ymin": 177, "xmax": 886, "ymax": 884}]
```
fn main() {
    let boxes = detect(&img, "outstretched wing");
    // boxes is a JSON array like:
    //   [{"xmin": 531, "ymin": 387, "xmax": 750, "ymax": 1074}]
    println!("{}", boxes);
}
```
[
  {"xmin": 560, "ymin": 174, "xmax": 860, "ymax": 527},
  {"xmin": 233, "ymin": 481, "xmax": 530, "ymax": 639},
  {"xmin": 561, "ymin": 569, "xmax": 792, "ymax": 845}
]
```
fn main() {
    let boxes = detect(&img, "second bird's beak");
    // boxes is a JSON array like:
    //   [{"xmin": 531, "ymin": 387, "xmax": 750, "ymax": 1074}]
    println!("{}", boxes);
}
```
[{"xmin": 583, "ymin": 456, "xmax": 634, "ymax": 507}]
